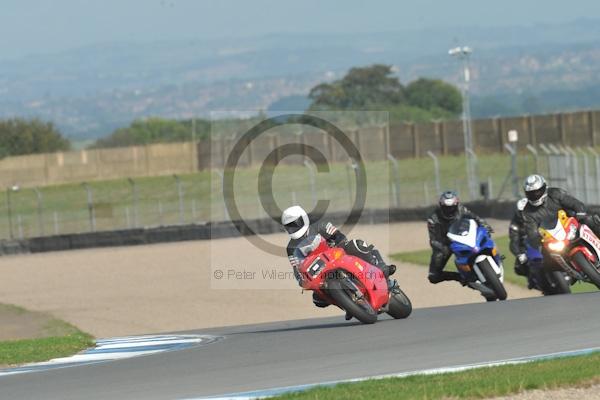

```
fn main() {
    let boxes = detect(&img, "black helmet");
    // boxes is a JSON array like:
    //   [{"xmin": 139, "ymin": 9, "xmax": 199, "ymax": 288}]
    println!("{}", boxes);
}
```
[
  {"xmin": 439, "ymin": 191, "xmax": 460, "ymax": 219},
  {"xmin": 523, "ymin": 174, "xmax": 547, "ymax": 207}
]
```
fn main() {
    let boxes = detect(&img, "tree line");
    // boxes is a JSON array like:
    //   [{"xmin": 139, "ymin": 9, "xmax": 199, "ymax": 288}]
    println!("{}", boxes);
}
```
[
  {"xmin": 93, "ymin": 65, "xmax": 462, "ymax": 149},
  {"xmin": 0, "ymin": 64, "xmax": 462, "ymax": 156},
  {"xmin": 0, "ymin": 118, "xmax": 70, "ymax": 159},
  {"xmin": 308, "ymin": 64, "xmax": 462, "ymax": 120}
]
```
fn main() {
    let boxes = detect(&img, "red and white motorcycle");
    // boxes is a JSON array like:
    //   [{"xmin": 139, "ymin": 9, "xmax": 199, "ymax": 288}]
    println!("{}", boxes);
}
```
[{"xmin": 539, "ymin": 210, "xmax": 600, "ymax": 289}]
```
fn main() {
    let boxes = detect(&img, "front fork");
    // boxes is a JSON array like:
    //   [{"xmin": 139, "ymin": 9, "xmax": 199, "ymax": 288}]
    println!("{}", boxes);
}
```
[{"xmin": 326, "ymin": 271, "xmax": 365, "ymax": 301}]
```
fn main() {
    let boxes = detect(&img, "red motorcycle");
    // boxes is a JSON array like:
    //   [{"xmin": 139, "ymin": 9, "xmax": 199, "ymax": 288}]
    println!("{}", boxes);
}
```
[
  {"xmin": 539, "ymin": 209, "xmax": 600, "ymax": 289},
  {"xmin": 295, "ymin": 234, "xmax": 412, "ymax": 324}
]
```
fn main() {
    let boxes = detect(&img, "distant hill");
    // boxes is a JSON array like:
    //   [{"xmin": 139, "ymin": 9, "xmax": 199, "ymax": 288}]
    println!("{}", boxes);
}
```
[
  {"xmin": 2, "ymin": 18, "xmax": 600, "ymax": 140},
  {"xmin": 268, "ymin": 95, "xmax": 311, "ymax": 112}
]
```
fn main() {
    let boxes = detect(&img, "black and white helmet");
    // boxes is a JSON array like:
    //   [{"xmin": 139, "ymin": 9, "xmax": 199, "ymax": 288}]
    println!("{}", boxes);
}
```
[
  {"xmin": 438, "ymin": 191, "xmax": 460, "ymax": 219},
  {"xmin": 524, "ymin": 174, "xmax": 547, "ymax": 207},
  {"xmin": 281, "ymin": 205, "xmax": 310, "ymax": 240}
]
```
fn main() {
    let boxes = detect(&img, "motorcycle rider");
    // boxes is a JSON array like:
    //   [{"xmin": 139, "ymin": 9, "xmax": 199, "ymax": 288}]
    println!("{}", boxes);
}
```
[
  {"xmin": 509, "ymin": 196, "xmax": 569, "ymax": 291},
  {"xmin": 427, "ymin": 191, "xmax": 493, "ymax": 285},
  {"xmin": 521, "ymin": 174, "xmax": 600, "ymax": 248},
  {"xmin": 282, "ymin": 205, "xmax": 397, "ymax": 309},
  {"xmin": 508, "ymin": 198, "xmax": 530, "ymax": 277}
]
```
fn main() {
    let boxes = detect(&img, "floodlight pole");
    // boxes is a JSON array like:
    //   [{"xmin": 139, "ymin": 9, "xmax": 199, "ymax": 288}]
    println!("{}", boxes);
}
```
[
  {"xmin": 449, "ymin": 46, "xmax": 478, "ymax": 199},
  {"xmin": 82, "ymin": 182, "xmax": 96, "ymax": 232},
  {"xmin": 387, "ymin": 154, "xmax": 401, "ymax": 208},
  {"xmin": 128, "ymin": 178, "xmax": 139, "ymax": 228},
  {"xmin": 427, "ymin": 151, "xmax": 441, "ymax": 196},
  {"xmin": 6, "ymin": 187, "xmax": 15, "ymax": 239},
  {"xmin": 33, "ymin": 187, "xmax": 44, "ymax": 236},
  {"xmin": 174, "ymin": 174, "xmax": 184, "ymax": 224},
  {"xmin": 507, "ymin": 130, "xmax": 519, "ymax": 199}
]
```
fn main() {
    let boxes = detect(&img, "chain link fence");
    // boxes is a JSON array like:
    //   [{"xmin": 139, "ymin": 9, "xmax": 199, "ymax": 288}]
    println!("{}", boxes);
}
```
[
  {"xmin": 535, "ymin": 145, "xmax": 600, "ymax": 205},
  {"xmin": 2, "ymin": 143, "xmax": 599, "ymax": 241}
]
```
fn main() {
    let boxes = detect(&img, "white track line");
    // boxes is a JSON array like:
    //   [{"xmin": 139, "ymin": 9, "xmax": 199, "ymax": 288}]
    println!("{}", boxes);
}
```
[
  {"xmin": 0, "ymin": 334, "xmax": 221, "ymax": 377},
  {"xmin": 189, "ymin": 347, "xmax": 600, "ymax": 400}
]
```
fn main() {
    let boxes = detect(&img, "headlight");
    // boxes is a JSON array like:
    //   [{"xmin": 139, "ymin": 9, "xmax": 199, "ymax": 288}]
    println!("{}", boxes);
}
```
[
  {"xmin": 567, "ymin": 224, "xmax": 578, "ymax": 240},
  {"xmin": 547, "ymin": 241, "xmax": 566, "ymax": 252}
]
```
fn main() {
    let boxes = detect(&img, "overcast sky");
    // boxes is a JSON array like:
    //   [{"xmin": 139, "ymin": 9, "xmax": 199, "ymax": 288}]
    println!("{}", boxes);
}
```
[{"xmin": 2, "ymin": 0, "xmax": 600, "ymax": 60}]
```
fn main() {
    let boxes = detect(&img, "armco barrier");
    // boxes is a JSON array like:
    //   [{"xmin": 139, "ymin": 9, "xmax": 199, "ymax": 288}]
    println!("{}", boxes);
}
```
[{"xmin": 0, "ymin": 201, "xmax": 515, "ymax": 256}]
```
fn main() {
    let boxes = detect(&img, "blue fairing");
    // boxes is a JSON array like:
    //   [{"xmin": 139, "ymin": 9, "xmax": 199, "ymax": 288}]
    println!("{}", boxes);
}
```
[
  {"xmin": 448, "ymin": 221, "xmax": 500, "ymax": 279},
  {"xmin": 526, "ymin": 245, "xmax": 543, "ymax": 262}
]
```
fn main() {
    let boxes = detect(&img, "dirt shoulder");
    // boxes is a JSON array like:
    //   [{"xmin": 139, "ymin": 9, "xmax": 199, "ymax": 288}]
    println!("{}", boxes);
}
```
[
  {"xmin": 490, "ymin": 382, "xmax": 600, "ymax": 400},
  {"xmin": 0, "ymin": 220, "xmax": 535, "ymax": 338}
]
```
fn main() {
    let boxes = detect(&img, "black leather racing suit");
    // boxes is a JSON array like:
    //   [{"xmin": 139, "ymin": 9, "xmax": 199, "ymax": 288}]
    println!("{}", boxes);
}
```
[
  {"xmin": 427, "ymin": 205, "xmax": 491, "ymax": 284},
  {"xmin": 286, "ymin": 222, "xmax": 391, "ymax": 282},
  {"xmin": 523, "ymin": 188, "xmax": 588, "ymax": 249},
  {"xmin": 508, "ymin": 199, "xmax": 529, "ymax": 276},
  {"xmin": 286, "ymin": 222, "xmax": 391, "ymax": 307}
]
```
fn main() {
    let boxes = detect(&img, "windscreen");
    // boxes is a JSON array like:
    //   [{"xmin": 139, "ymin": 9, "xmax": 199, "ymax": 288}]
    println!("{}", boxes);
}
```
[
  {"xmin": 540, "ymin": 213, "xmax": 560, "ymax": 230},
  {"xmin": 448, "ymin": 218, "xmax": 472, "ymax": 236},
  {"xmin": 292, "ymin": 234, "xmax": 323, "ymax": 264}
]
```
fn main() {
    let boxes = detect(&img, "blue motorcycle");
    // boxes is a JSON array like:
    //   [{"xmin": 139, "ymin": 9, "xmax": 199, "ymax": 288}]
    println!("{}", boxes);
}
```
[
  {"xmin": 525, "ymin": 246, "xmax": 571, "ymax": 295},
  {"xmin": 447, "ymin": 218, "xmax": 507, "ymax": 301}
]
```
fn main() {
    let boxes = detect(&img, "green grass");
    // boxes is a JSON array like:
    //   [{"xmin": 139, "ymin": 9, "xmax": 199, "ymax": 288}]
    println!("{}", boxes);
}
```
[
  {"xmin": 390, "ymin": 236, "xmax": 597, "ymax": 293},
  {"xmin": 0, "ymin": 331, "xmax": 93, "ymax": 366},
  {"xmin": 0, "ymin": 309, "xmax": 94, "ymax": 366},
  {"xmin": 0, "ymin": 320, "xmax": 94, "ymax": 365},
  {"xmin": 0, "ymin": 151, "xmax": 531, "ymax": 240},
  {"xmin": 274, "ymin": 352, "xmax": 600, "ymax": 399}
]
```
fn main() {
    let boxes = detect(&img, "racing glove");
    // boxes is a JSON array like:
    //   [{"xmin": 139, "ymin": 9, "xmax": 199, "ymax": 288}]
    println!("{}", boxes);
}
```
[
  {"xmin": 324, "ymin": 222, "xmax": 338, "ymax": 236},
  {"xmin": 576, "ymin": 213, "xmax": 600, "ymax": 228},
  {"xmin": 517, "ymin": 253, "xmax": 528, "ymax": 264}
]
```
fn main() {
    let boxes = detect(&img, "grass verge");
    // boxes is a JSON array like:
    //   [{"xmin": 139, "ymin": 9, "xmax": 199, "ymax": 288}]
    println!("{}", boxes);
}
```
[
  {"xmin": 274, "ymin": 351, "xmax": 600, "ymax": 400},
  {"xmin": 0, "ymin": 313, "xmax": 93, "ymax": 367},
  {"xmin": 390, "ymin": 236, "xmax": 596, "ymax": 293}
]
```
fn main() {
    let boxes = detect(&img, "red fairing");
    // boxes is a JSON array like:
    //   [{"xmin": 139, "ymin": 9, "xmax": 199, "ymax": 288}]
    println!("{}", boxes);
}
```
[
  {"xmin": 298, "ymin": 239, "xmax": 390, "ymax": 311},
  {"xmin": 570, "ymin": 246, "xmax": 596, "ymax": 270},
  {"xmin": 568, "ymin": 217, "xmax": 580, "ymax": 230}
]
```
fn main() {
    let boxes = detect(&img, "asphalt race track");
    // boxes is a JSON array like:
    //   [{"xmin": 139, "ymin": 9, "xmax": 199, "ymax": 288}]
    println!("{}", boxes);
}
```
[{"xmin": 2, "ymin": 292, "xmax": 600, "ymax": 400}]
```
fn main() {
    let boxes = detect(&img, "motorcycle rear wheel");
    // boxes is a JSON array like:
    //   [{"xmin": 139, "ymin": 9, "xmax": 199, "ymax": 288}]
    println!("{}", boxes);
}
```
[
  {"xmin": 387, "ymin": 288, "xmax": 412, "ymax": 319},
  {"xmin": 478, "ymin": 259, "xmax": 508, "ymax": 301},
  {"xmin": 573, "ymin": 252, "xmax": 600, "ymax": 289},
  {"xmin": 328, "ymin": 279, "xmax": 377, "ymax": 324}
]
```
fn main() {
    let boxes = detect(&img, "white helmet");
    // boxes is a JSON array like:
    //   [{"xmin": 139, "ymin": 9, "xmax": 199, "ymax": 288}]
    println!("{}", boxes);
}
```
[
  {"xmin": 523, "ymin": 174, "xmax": 547, "ymax": 207},
  {"xmin": 281, "ymin": 205, "xmax": 309, "ymax": 240}
]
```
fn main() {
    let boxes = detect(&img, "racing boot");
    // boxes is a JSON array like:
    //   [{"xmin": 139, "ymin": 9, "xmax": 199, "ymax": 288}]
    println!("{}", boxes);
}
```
[
  {"xmin": 312, "ymin": 292, "xmax": 329, "ymax": 308},
  {"xmin": 388, "ymin": 278, "xmax": 401, "ymax": 294},
  {"xmin": 372, "ymin": 249, "xmax": 396, "ymax": 278},
  {"xmin": 565, "ymin": 275, "xmax": 575, "ymax": 286},
  {"xmin": 514, "ymin": 263, "xmax": 529, "ymax": 277}
]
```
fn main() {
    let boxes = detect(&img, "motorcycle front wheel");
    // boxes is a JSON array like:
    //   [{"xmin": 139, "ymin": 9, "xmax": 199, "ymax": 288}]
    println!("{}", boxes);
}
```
[
  {"xmin": 387, "ymin": 288, "xmax": 412, "ymax": 319},
  {"xmin": 573, "ymin": 252, "xmax": 600, "ymax": 289},
  {"xmin": 478, "ymin": 259, "xmax": 508, "ymax": 301}
]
